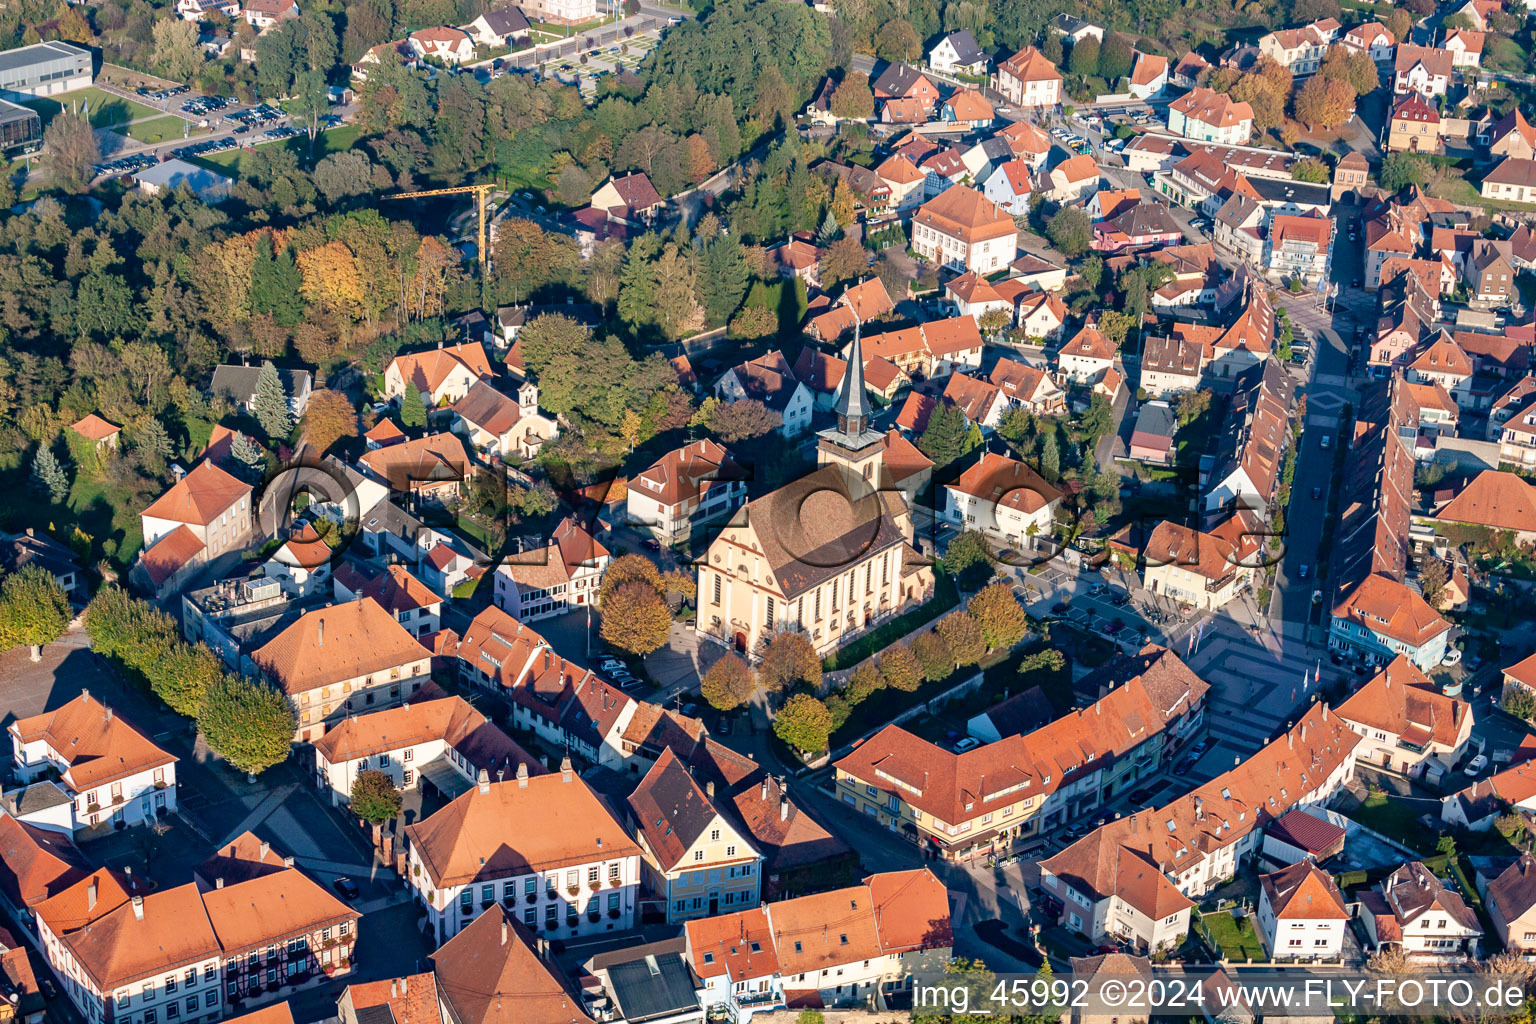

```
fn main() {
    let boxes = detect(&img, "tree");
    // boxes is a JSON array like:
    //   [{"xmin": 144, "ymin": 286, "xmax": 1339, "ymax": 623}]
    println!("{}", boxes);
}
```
[
  {"xmin": 302, "ymin": 389, "xmax": 358, "ymax": 455},
  {"xmin": 878, "ymin": 642, "xmax": 923, "ymax": 692},
  {"xmin": 829, "ymin": 73, "xmax": 874, "ymax": 119},
  {"xmin": 1174, "ymin": 390, "xmax": 1211, "ymax": 426},
  {"xmin": 1380, "ymin": 152, "xmax": 1428, "ymax": 192},
  {"xmin": 231, "ymin": 432, "xmax": 265, "ymax": 472},
  {"xmin": 937, "ymin": 611, "xmax": 986, "ymax": 667},
  {"xmin": 349, "ymin": 769, "xmax": 403, "ymax": 824},
  {"xmin": 773, "ymin": 693, "xmax": 833, "ymax": 753},
  {"xmin": 968, "ymin": 582, "xmax": 1029, "ymax": 652},
  {"xmin": 599, "ymin": 554, "xmax": 664, "ymax": 605},
  {"xmin": 708, "ymin": 399, "xmax": 783, "ymax": 442},
  {"xmin": 919, "ymin": 403, "xmax": 969, "ymax": 468},
  {"xmin": 942, "ymin": 531, "xmax": 996, "ymax": 589},
  {"xmin": 1097, "ymin": 34, "xmax": 1134, "ymax": 81},
  {"xmin": 1081, "ymin": 255, "xmax": 1104, "ymax": 291},
  {"xmin": 1291, "ymin": 157, "xmax": 1330, "ymax": 183},
  {"xmin": 312, "ymin": 150, "xmax": 375, "ymax": 204},
  {"xmin": 846, "ymin": 660, "xmax": 883, "ymax": 703},
  {"xmin": 912, "ymin": 631, "xmax": 955, "ymax": 682},
  {"xmin": 1504, "ymin": 686, "xmax": 1536, "ymax": 721},
  {"xmin": 1041, "ymin": 433, "xmax": 1060, "ymax": 480},
  {"xmin": 1294, "ymin": 75, "xmax": 1354, "ymax": 130},
  {"xmin": 1418, "ymin": 556, "xmax": 1450, "ymax": 608},
  {"xmin": 31, "ymin": 446, "xmax": 69, "ymax": 503},
  {"xmin": 253, "ymin": 361, "xmax": 294, "ymax": 440},
  {"xmin": 875, "ymin": 19, "xmax": 921, "ymax": 61},
  {"xmin": 702, "ymin": 654, "xmax": 755, "ymax": 710},
  {"xmin": 1046, "ymin": 207, "xmax": 1091, "ymax": 257},
  {"xmin": 601, "ymin": 582, "xmax": 674, "ymax": 655},
  {"xmin": 0, "ymin": 566, "xmax": 71, "ymax": 661},
  {"xmin": 399, "ymin": 385, "xmax": 427, "ymax": 428},
  {"xmin": 1096, "ymin": 310, "xmax": 1136, "ymax": 348},
  {"xmin": 40, "ymin": 113, "xmax": 98, "ymax": 194},
  {"xmin": 819, "ymin": 237, "xmax": 868, "ymax": 286},
  {"xmin": 152, "ymin": 18, "xmax": 204, "ymax": 83},
  {"xmin": 758, "ymin": 632, "xmax": 822, "ymax": 692},
  {"xmin": 1069, "ymin": 35, "xmax": 1100, "ymax": 76},
  {"xmin": 197, "ymin": 675, "xmax": 296, "ymax": 776},
  {"xmin": 979, "ymin": 308, "xmax": 1012, "ymax": 337},
  {"xmin": 1386, "ymin": 9, "xmax": 1412, "ymax": 45}
]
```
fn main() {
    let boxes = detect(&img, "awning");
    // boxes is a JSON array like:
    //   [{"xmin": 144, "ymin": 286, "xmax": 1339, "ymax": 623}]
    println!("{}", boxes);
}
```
[{"xmin": 417, "ymin": 755, "xmax": 473, "ymax": 798}]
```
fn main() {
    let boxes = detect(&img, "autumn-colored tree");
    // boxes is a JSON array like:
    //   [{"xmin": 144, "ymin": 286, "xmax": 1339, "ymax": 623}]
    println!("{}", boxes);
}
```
[
  {"xmin": 702, "ymin": 653, "xmax": 755, "ymax": 710},
  {"xmin": 41, "ymin": 112, "xmax": 99, "ymax": 194},
  {"xmin": 878, "ymin": 642, "xmax": 923, "ymax": 692},
  {"xmin": 600, "ymin": 581, "xmax": 673, "ymax": 655},
  {"xmin": 936, "ymin": 611, "xmax": 986, "ymax": 667},
  {"xmin": 845, "ymin": 659, "xmax": 882, "ymax": 703},
  {"xmin": 1291, "ymin": 157, "xmax": 1330, "ymax": 183},
  {"xmin": 968, "ymin": 582, "xmax": 1029, "ymax": 652},
  {"xmin": 301, "ymin": 389, "xmax": 357, "ymax": 455},
  {"xmin": 874, "ymin": 19, "xmax": 920, "ymax": 61},
  {"xmin": 1230, "ymin": 58, "xmax": 1291, "ymax": 133},
  {"xmin": 708, "ymin": 398, "xmax": 783, "ymax": 442},
  {"xmin": 912, "ymin": 631, "xmax": 954, "ymax": 683},
  {"xmin": 350, "ymin": 769, "xmax": 402, "ymax": 824},
  {"xmin": 686, "ymin": 133, "xmax": 715, "ymax": 182},
  {"xmin": 1386, "ymin": 9, "xmax": 1412, "ymax": 45},
  {"xmin": 819, "ymin": 237, "xmax": 868, "ymax": 287},
  {"xmin": 1294, "ymin": 75, "xmax": 1354, "ymax": 130},
  {"xmin": 757, "ymin": 631, "xmax": 822, "ymax": 692},
  {"xmin": 296, "ymin": 241, "xmax": 365, "ymax": 325},
  {"xmin": 660, "ymin": 570, "xmax": 697, "ymax": 601},
  {"xmin": 773, "ymin": 693, "xmax": 833, "ymax": 753},
  {"xmin": 829, "ymin": 73, "xmax": 875, "ymax": 119},
  {"xmin": 599, "ymin": 553, "xmax": 663, "ymax": 605},
  {"xmin": 730, "ymin": 304, "xmax": 778, "ymax": 339}
]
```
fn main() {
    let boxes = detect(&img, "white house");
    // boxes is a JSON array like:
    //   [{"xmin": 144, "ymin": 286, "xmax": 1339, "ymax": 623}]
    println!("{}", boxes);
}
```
[
  {"xmin": 465, "ymin": 7, "xmax": 530, "ymax": 48},
  {"xmin": 407, "ymin": 26, "xmax": 475, "ymax": 63},
  {"xmin": 928, "ymin": 30, "xmax": 988, "ymax": 76},
  {"xmin": 492, "ymin": 516, "xmax": 609, "ymax": 623},
  {"xmin": 714, "ymin": 351, "xmax": 815, "ymax": 438},
  {"xmin": 981, "ymin": 159, "xmax": 1035, "ymax": 215},
  {"xmin": 7, "ymin": 694, "xmax": 177, "ymax": 836},
  {"xmin": 1334, "ymin": 656, "xmax": 1472, "ymax": 782},
  {"xmin": 383, "ymin": 342, "xmax": 495, "ymax": 407},
  {"xmin": 210, "ymin": 364, "xmax": 313, "ymax": 418},
  {"xmin": 451, "ymin": 379, "xmax": 559, "ymax": 461},
  {"xmin": 627, "ymin": 439, "xmax": 747, "ymax": 546},
  {"xmin": 1255, "ymin": 860, "xmax": 1348, "ymax": 961},
  {"xmin": 943, "ymin": 452, "xmax": 1062, "ymax": 549},
  {"xmin": 1361, "ymin": 862, "xmax": 1482, "ymax": 959},
  {"xmin": 1056, "ymin": 325, "xmax": 1116, "ymax": 384},
  {"xmin": 911, "ymin": 185, "xmax": 1019, "ymax": 274},
  {"xmin": 992, "ymin": 46, "xmax": 1063, "ymax": 108},
  {"xmin": 1167, "ymin": 88, "xmax": 1254, "ymax": 145}
]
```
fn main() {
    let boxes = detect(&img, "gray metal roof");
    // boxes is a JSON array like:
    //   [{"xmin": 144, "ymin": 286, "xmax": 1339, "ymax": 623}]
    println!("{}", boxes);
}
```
[
  {"xmin": 0, "ymin": 40, "xmax": 89, "ymax": 75},
  {"xmin": 605, "ymin": 952, "xmax": 699, "ymax": 1023}
]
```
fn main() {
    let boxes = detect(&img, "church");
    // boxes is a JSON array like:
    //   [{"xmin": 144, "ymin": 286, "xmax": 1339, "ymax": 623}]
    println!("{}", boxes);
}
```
[{"xmin": 695, "ymin": 317, "xmax": 936, "ymax": 658}]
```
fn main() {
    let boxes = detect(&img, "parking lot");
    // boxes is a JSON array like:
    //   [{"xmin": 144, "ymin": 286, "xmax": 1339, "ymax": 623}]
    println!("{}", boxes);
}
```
[{"xmin": 1013, "ymin": 563, "xmax": 1196, "ymax": 655}]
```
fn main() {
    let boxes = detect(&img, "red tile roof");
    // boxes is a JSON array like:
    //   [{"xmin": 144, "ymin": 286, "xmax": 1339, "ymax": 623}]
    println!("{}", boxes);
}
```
[{"xmin": 141, "ymin": 461, "xmax": 251, "ymax": 526}]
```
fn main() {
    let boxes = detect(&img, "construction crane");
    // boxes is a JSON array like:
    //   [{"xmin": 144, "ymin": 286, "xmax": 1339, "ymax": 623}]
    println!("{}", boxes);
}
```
[{"xmin": 383, "ymin": 183, "xmax": 497, "ymax": 275}]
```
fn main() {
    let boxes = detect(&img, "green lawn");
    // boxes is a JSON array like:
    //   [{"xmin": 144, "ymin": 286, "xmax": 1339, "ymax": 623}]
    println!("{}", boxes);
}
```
[
  {"xmin": 1200, "ymin": 911, "xmax": 1268, "ymax": 961},
  {"xmin": 1429, "ymin": 173, "xmax": 1536, "ymax": 214},
  {"xmin": 1352, "ymin": 791, "xmax": 1433, "ymax": 853},
  {"xmin": 21, "ymin": 87, "xmax": 161, "ymax": 129},
  {"xmin": 122, "ymin": 116, "xmax": 200, "ymax": 145},
  {"xmin": 822, "ymin": 571, "xmax": 961, "ymax": 671}
]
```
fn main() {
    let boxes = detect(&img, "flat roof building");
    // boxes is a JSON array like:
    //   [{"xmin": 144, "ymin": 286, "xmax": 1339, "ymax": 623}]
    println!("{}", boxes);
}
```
[{"xmin": 0, "ymin": 41, "xmax": 91, "ymax": 99}]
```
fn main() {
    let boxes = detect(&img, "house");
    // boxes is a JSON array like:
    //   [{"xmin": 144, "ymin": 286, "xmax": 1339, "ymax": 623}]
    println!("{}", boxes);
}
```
[
  {"xmin": 1343, "ymin": 21, "xmax": 1396, "ymax": 62},
  {"xmin": 1262, "ymin": 807, "xmax": 1347, "ymax": 865},
  {"xmin": 935, "ymin": 374, "xmax": 1004, "ymax": 433},
  {"xmin": 1139, "ymin": 335, "xmax": 1205, "ymax": 397},
  {"xmin": 1335, "ymin": 656, "xmax": 1473, "ymax": 781},
  {"xmin": 241, "ymin": 0, "xmax": 297, "ymax": 27},
  {"xmin": 1255, "ymin": 860, "xmax": 1349, "ymax": 961},
  {"xmin": 451, "ymin": 379, "xmax": 558, "ymax": 460},
  {"xmin": 835, "ymin": 644, "xmax": 1209, "ymax": 862},
  {"xmin": 997, "ymin": 120, "xmax": 1052, "ymax": 168},
  {"xmin": 1256, "ymin": 18, "xmax": 1340, "ymax": 75},
  {"xmin": 1490, "ymin": 109, "xmax": 1536, "ymax": 161},
  {"xmin": 941, "ymin": 89, "xmax": 994, "ymax": 130},
  {"xmin": 252, "ymin": 597, "xmax": 433, "ymax": 741},
  {"xmin": 351, "ymin": 40, "xmax": 418, "ymax": 81},
  {"xmin": 794, "ymin": 347, "xmax": 906, "ymax": 405},
  {"xmin": 1200, "ymin": 359, "xmax": 1291, "ymax": 518},
  {"xmin": 875, "ymin": 155, "xmax": 927, "ymax": 211},
  {"xmin": 993, "ymin": 46, "xmax": 1063, "ymax": 108},
  {"xmin": 6, "ymin": 693, "xmax": 176, "ymax": 837},
  {"xmin": 589, "ymin": 173, "xmax": 664, "ymax": 225},
  {"xmin": 135, "ymin": 461, "xmax": 254, "ymax": 599},
  {"xmin": 1486, "ymin": 853, "xmax": 1536, "ymax": 953},
  {"xmin": 911, "ymin": 186, "xmax": 1017, "ymax": 274},
  {"xmin": 1443, "ymin": 761, "xmax": 1536, "ymax": 830},
  {"xmin": 1038, "ymin": 703, "xmax": 1357, "ymax": 948},
  {"xmin": 1388, "ymin": 92, "xmax": 1443, "ymax": 153},
  {"xmin": 0, "ymin": 529, "xmax": 85, "ymax": 601},
  {"xmin": 1483, "ymin": 157, "xmax": 1536, "ymax": 204},
  {"xmin": 408, "ymin": 26, "xmax": 475, "ymax": 63},
  {"xmin": 1434, "ymin": 469, "xmax": 1536, "ymax": 544},
  {"xmin": 804, "ymin": 277, "xmax": 895, "ymax": 343},
  {"xmin": 357, "ymin": 563, "xmax": 443, "ymax": 637},
  {"xmin": 384, "ymin": 342, "xmax": 494, "ymax": 407},
  {"xmin": 873, "ymin": 62, "xmax": 939, "ymax": 107},
  {"xmin": 1015, "ymin": 290, "xmax": 1068, "ymax": 342},
  {"xmin": 495, "ymin": 302, "xmax": 602, "ymax": 349},
  {"xmin": 990, "ymin": 357, "xmax": 1066, "ymax": 415},
  {"xmin": 981, "ymin": 159, "xmax": 1035, "ymax": 215},
  {"xmin": 1360, "ymin": 861, "xmax": 1482, "ymax": 958},
  {"xmin": 0, "ymin": 814, "xmax": 89, "ymax": 940},
  {"xmin": 1057, "ymin": 326, "xmax": 1116, "ymax": 385},
  {"xmin": 1444, "ymin": 27, "xmax": 1484, "ymax": 67},
  {"xmin": 943, "ymin": 452, "xmax": 1061, "ymax": 548},
  {"xmin": 1330, "ymin": 572, "xmax": 1452, "ymax": 671},
  {"xmin": 627, "ymin": 439, "xmax": 747, "ymax": 546},
  {"xmin": 519, "ymin": 0, "xmax": 596, "ymax": 26},
  {"xmin": 212, "ymin": 364, "xmax": 314, "ymax": 419},
  {"xmin": 944, "ymin": 271, "xmax": 1011, "ymax": 324},
  {"xmin": 1464, "ymin": 238, "xmax": 1516, "ymax": 304},
  {"xmin": 1128, "ymin": 401, "xmax": 1178, "ymax": 466},
  {"xmin": 1394, "ymin": 45, "xmax": 1454, "ymax": 99},
  {"xmin": 313, "ymin": 695, "xmax": 539, "ymax": 806},
  {"xmin": 69, "ymin": 413, "xmax": 120, "ymax": 452},
  {"xmin": 686, "ymin": 870, "xmax": 951, "ymax": 1019},
  {"xmin": 1127, "ymin": 51, "xmax": 1168, "ymax": 99},
  {"xmin": 1092, "ymin": 201, "xmax": 1184, "ymax": 253},
  {"xmin": 1140, "ymin": 516, "xmax": 1259, "ymax": 610},
  {"xmin": 1167, "ymin": 88, "xmax": 1254, "ymax": 145},
  {"xmin": 1044, "ymin": 154, "xmax": 1100, "ymax": 203},
  {"xmin": 1407, "ymin": 333, "xmax": 1473, "ymax": 404},
  {"xmin": 1051, "ymin": 14, "xmax": 1103, "ymax": 43},
  {"xmin": 714, "ymin": 351, "xmax": 815, "ymax": 438},
  {"xmin": 404, "ymin": 759, "xmax": 641, "ymax": 943},
  {"xmin": 1170, "ymin": 51, "xmax": 1210, "ymax": 88},
  {"xmin": 918, "ymin": 146, "xmax": 969, "ymax": 197},
  {"xmin": 626, "ymin": 748, "xmax": 764, "ymax": 924},
  {"xmin": 767, "ymin": 233, "xmax": 821, "ymax": 286},
  {"xmin": 697, "ymin": 463, "xmax": 931, "ymax": 659},
  {"xmin": 1266, "ymin": 212, "xmax": 1332, "ymax": 283},
  {"xmin": 0, "ymin": 926, "xmax": 45, "ymax": 1024},
  {"xmin": 357, "ymin": 432, "xmax": 473, "ymax": 503},
  {"xmin": 929, "ymin": 30, "xmax": 988, "ymax": 76},
  {"xmin": 465, "ymin": 7, "xmax": 530, "ymax": 48},
  {"xmin": 493, "ymin": 516, "xmax": 608, "ymax": 622}
]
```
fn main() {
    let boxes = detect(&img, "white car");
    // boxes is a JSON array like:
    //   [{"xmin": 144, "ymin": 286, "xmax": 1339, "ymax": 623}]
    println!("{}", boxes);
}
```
[
  {"xmin": 954, "ymin": 737, "xmax": 981, "ymax": 752},
  {"xmin": 1465, "ymin": 754, "xmax": 1488, "ymax": 776},
  {"xmin": 1442, "ymin": 648, "xmax": 1463, "ymax": 666}
]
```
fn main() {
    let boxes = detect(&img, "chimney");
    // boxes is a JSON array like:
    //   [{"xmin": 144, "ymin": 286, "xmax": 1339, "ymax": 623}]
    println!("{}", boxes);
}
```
[
  {"xmin": 87, "ymin": 880, "xmax": 98, "ymax": 911},
  {"xmin": 260, "ymin": 841, "xmax": 270, "ymax": 859},
  {"xmin": 124, "ymin": 866, "xmax": 131, "ymax": 876},
  {"xmin": 705, "ymin": 780, "xmax": 715, "ymax": 799},
  {"xmin": 1194, "ymin": 796, "xmax": 1204, "ymax": 820},
  {"xmin": 780, "ymin": 793, "xmax": 789, "ymax": 821},
  {"xmin": 500, "ymin": 917, "xmax": 509, "ymax": 946},
  {"xmin": 401, "ymin": 977, "xmax": 408, "ymax": 995},
  {"xmin": 1288, "ymin": 732, "xmax": 1294, "ymax": 750},
  {"xmin": 391, "ymin": 980, "xmax": 398, "ymax": 998},
  {"xmin": 561, "ymin": 756, "xmax": 573, "ymax": 782},
  {"xmin": 105, "ymin": 707, "xmax": 113, "ymax": 722},
  {"xmin": 283, "ymin": 856, "xmax": 294, "ymax": 867},
  {"xmin": 517, "ymin": 762, "xmax": 529, "ymax": 788},
  {"xmin": 1322, "ymin": 704, "xmax": 1329, "ymax": 721},
  {"xmin": 215, "ymin": 878, "xmax": 225, "ymax": 889},
  {"xmin": 761, "ymin": 778, "xmax": 769, "ymax": 800},
  {"xmin": 478, "ymin": 768, "xmax": 490, "ymax": 794},
  {"xmin": 318, "ymin": 618, "xmax": 325, "ymax": 646},
  {"xmin": 131, "ymin": 895, "xmax": 144, "ymax": 921}
]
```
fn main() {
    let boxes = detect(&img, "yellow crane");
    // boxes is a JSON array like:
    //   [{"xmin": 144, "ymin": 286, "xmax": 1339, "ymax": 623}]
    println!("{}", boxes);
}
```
[{"xmin": 383, "ymin": 182, "xmax": 496, "ymax": 275}]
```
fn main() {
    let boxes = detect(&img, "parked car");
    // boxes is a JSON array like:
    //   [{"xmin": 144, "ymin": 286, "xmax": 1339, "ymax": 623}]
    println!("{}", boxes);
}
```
[
  {"xmin": 1312, "ymin": 486, "xmax": 1322, "ymax": 500},
  {"xmin": 1051, "ymin": 601, "xmax": 1069, "ymax": 615},
  {"xmin": 1465, "ymin": 753, "xmax": 1489, "ymax": 775},
  {"xmin": 332, "ymin": 876, "xmax": 360, "ymax": 900},
  {"xmin": 955, "ymin": 737, "xmax": 981, "ymax": 752},
  {"xmin": 1126, "ymin": 787, "xmax": 1156, "ymax": 805},
  {"xmin": 1443, "ymin": 648, "xmax": 1463, "ymax": 666},
  {"xmin": 1298, "ymin": 564, "xmax": 1310, "ymax": 580}
]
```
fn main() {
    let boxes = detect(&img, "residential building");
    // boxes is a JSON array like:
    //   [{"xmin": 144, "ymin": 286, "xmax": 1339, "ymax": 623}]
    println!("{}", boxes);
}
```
[
  {"xmin": 1266, "ymin": 212, "xmax": 1332, "ymax": 283},
  {"xmin": 465, "ymin": 7, "xmax": 529, "ymax": 47},
  {"xmin": 6, "ymin": 694, "xmax": 176, "ymax": 836},
  {"xmin": 1434, "ymin": 469, "xmax": 1536, "ymax": 544},
  {"xmin": 0, "ymin": 926, "xmax": 46, "ymax": 1024},
  {"xmin": 626, "ymin": 748, "xmax": 763, "ymax": 924},
  {"xmin": 357, "ymin": 564, "xmax": 442, "ymax": 637},
  {"xmin": 1442, "ymin": 761, "xmax": 1536, "ymax": 830},
  {"xmin": 804, "ymin": 277, "xmax": 895, "ymax": 343},
  {"xmin": 1038, "ymin": 703, "xmax": 1359, "ymax": 948},
  {"xmin": 1057, "ymin": 326, "xmax": 1116, "ymax": 386},
  {"xmin": 1394, "ymin": 45, "xmax": 1453, "ymax": 99},
  {"xmin": 1140, "ymin": 517, "xmax": 1259, "ymax": 611},
  {"xmin": 940, "ymin": 90, "xmax": 993, "ymax": 129},
  {"xmin": 356, "ymin": 432, "xmax": 472, "ymax": 505},
  {"xmin": 1256, "ymin": 18, "xmax": 1340, "ymax": 74},
  {"xmin": 1015, "ymin": 290, "xmax": 1068, "ymax": 342},
  {"xmin": 911, "ymin": 186, "xmax": 1018, "ymax": 273},
  {"xmin": 1329, "ymin": 572, "xmax": 1451, "ymax": 671},
  {"xmin": 1202, "ymin": 360, "xmax": 1292, "ymax": 521},
  {"xmin": 404, "ymin": 760, "xmax": 641, "ymax": 943},
  {"xmin": 714, "ymin": 351, "xmax": 814, "ymax": 438},
  {"xmin": 241, "ymin": 0, "xmax": 298, "ymax": 24},
  {"xmin": 1444, "ymin": 28, "xmax": 1484, "ymax": 66},
  {"xmin": 1387, "ymin": 92, "xmax": 1442, "ymax": 153},
  {"xmin": 1489, "ymin": 109, "xmax": 1536, "ymax": 161},
  {"xmin": 685, "ymin": 870, "xmax": 951, "ymax": 1018},
  {"xmin": 519, "ymin": 0, "xmax": 596, "ymax": 27},
  {"xmin": 0, "ymin": 529, "xmax": 84, "ymax": 601},
  {"xmin": 1342, "ymin": 21, "xmax": 1396, "ymax": 61},
  {"xmin": 384, "ymin": 343, "xmax": 494, "ymax": 407},
  {"xmin": 0, "ymin": 815, "xmax": 88, "ymax": 940},
  {"xmin": 990, "ymin": 357, "xmax": 1066, "ymax": 415},
  {"xmin": 996, "ymin": 120, "xmax": 1053, "ymax": 168},
  {"xmin": 794, "ymin": 348, "xmax": 906, "ymax": 406},
  {"xmin": 252, "ymin": 597, "xmax": 432, "ymax": 741},
  {"xmin": 1044, "ymin": 154, "xmax": 1099, "ymax": 202},
  {"xmin": 1127, "ymin": 50, "xmax": 1169, "ymax": 99},
  {"xmin": 313, "ymin": 695, "xmax": 539, "ymax": 806},
  {"xmin": 1167, "ymin": 88, "xmax": 1254, "ymax": 145},
  {"xmin": 1091, "ymin": 201, "xmax": 1184, "ymax": 253},
  {"xmin": 1139, "ymin": 335, "xmax": 1205, "ymax": 397},
  {"xmin": 928, "ymin": 30, "xmax": 987, "ymax": 75},
  {"xmin": 70, "ymin": 413, "xmax": 120, "ymax": 453},
  {"xmin": 628, "ymin": 440, "xmax": 746, "ymax": 546},
  {"xmin": 875, "ymin": 155, "xmax": 926, "ymax": 211},
  {"xmin": 1335, "ymin": 656, "xmax": 1472, "ymax": 782},
  {"xmin": 451, "ymin": 379, "xmax": 558, "ymax": 461},
  {"xmin": 1360, "ymin": 861, "xmax": 1482, "ymax": 958},
  {"xmin": 1051, "ymin": 14, "xmax": 1103, "ymax": 42},
  {"xmin": 942, "ymin": 452, "xmax": 1061, "ymax": 549},
  {"xmin": 992, "ymin": 46, "xmax": 1063, "ymax": 108},
  {"xmin": 1407, "ymin": 333, "xmax": 1473, "ymax": 405},
  {"xmin": 1485, "ymin": 854, "xmax": 1536, "ymax": 953},
  {"xmin": 493, "ymin": 516, "xmax": 609, "ymax": 622},
  {"xmin": 1255, "ymin": 860, "xmax": 1348, "ymax": 961},
  {"xmin": 135, "ymin": 461, "xmax": 254, "ymax": 598},
  {"xmin": 210, "ymin": 364, "xmax": 312, "ymax": 418},
  {"xmin": 981, "ymin": 159, "xmax": 1035, "ymax": 215},
  {"xmin": 407, "ymin": 26, "xmax": 476, "ymax": 63},
  {"xmin": 1463, "ymin": 238, "xmax": 1516, "ymax": 304},
  {"xmin": 834, "ymin": 645, "xmax": 1209, "ymax": 861},
  {"xmin": 1129, "ymin": 401, "xmax": 1178, "ymax": 465}
]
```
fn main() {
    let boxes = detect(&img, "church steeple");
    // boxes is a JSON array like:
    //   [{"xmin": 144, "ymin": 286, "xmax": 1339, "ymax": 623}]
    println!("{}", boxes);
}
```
[
  {"xmin": 816, "ymin": 283, "xmax": 888, "ymax": 481},
  {"xmin": 832, "ymin": 316, "xmax": 872, "ymax": 437}
]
